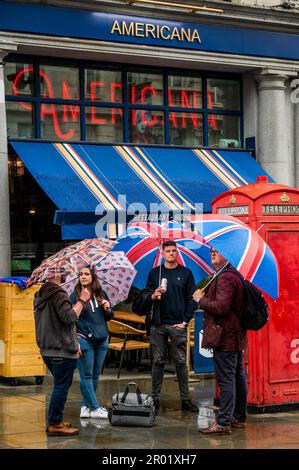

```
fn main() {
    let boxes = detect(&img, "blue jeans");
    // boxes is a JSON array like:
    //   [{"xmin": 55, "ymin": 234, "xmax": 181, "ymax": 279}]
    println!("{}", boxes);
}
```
[
  {"xmin": 43, "ymin": 356, "xmax": 77, "ymax": 425},
  {"xmin": 77, "ymin": 337, "xmax": 109, "ymax": 410}
]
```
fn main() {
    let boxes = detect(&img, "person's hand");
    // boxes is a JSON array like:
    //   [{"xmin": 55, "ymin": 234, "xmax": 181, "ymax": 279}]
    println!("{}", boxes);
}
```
[
  {"xmin": 80, "ymin": 288, "xmax": 90, "ymax": 302},
  {"xmin": 77, "ymin": 344, "xmax": 82, "ymax": 358},
  {"xmin": 101, "ymin": 299, "xmax": 110, "ymax": 311},
  {"xmin": 173, "ymin": 322, "xmax": 186, "ymax": 329},
  {"xmin": 151, "ymin": 287, "xmax": 165, "ymax": 301},
  {"xmin": 193, "ymin": 288, "xmax": 205, "ymax": 303}
]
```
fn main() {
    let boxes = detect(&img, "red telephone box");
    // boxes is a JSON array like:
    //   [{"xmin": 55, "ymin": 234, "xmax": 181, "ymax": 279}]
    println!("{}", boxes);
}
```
[{"xmin": 212, "ymin": 176, "xmax": 299, "ymax": 412}]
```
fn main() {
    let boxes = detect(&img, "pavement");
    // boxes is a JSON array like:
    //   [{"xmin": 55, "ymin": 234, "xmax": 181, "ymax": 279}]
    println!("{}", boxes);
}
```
[{"xmin": 0, "ymin": 367, "xmax": 299, "ymax": 450}]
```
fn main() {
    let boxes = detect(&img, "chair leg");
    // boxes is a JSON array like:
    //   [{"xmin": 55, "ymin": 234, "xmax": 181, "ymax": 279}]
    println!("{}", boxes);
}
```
[{"xmin": 117, "ymin": 340, "xmax": 127, "ymax": 379}]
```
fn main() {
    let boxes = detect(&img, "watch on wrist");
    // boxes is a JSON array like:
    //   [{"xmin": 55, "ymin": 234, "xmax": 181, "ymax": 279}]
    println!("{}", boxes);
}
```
[{"xmin": 78, "ymin": 299, "xmax": 86, "ymax": 307}]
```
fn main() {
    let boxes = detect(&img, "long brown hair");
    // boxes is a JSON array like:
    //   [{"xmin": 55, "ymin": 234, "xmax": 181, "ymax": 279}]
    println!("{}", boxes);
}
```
[{"xmin": 74, "ymin": 266, "xmax": 103, "ymax": 301}]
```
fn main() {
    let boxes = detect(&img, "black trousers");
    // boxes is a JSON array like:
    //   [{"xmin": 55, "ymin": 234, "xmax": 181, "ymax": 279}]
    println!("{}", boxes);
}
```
[
  {"xmin": 213, "ymin": 350, "xmax": 247, "ymax": 428},
  {"xmin": 150, "ymin": 324, "xmax": 189, "ymax": 401}
]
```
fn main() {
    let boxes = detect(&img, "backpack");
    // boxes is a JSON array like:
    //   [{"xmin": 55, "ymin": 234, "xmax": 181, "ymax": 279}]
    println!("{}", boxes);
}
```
[{"xmin": 229, "ymin": 271, "xmax": 269, "ymax": 331}]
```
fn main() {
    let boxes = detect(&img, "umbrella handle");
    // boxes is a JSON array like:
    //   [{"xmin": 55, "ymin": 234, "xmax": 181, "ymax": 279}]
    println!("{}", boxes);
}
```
[{"xmin": 202, "ymin": 262, "xmax": 230, "ymax": 291}]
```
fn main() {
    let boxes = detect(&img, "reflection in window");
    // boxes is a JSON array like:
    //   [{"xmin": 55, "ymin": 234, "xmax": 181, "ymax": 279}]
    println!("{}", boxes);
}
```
[
  {"xmin": 85, "ymin": 107, "xmax": 123, "ymax": 142},
  {"xmin": 128, "ymin": 72, "xmax": 163, "ymax": 106},
  {"xmin": 169, "ymin": 112, "xmax": 203, "ymax": 146},
  {"xmin": 208, "ymin": 115, "xmax": 240, "ymax": 148},
  {"xmin": 6, "ymin": 101, "xmax": 35, "ymax": 139},
  {"xmin": 40, "ymin": 64, "xmax": 79, "ymax": 100},
  {"xmin": 168, "ymin": 75, "xmax": 202, "ymax": 108},
  {"xmin": 4, "ymin": 62, "xmax": 34, "ymax": 97},
  {"xmin": 4, "ymin": 60, "xmax": 242, "ymax": 146},
  {"xmin": 129, "ymin": 110, "xmax": 164, "ymax": 144},
  {"xmin": 85, "ymin": 69, "xmax": 122, "ymax": 103},
  {"xmin": 40, "ymin": 104, "xmax": 80, "ymax": 140},
  {"xmin": 207, "ymin": 79, "xmax": 240, "ymax": 111}
]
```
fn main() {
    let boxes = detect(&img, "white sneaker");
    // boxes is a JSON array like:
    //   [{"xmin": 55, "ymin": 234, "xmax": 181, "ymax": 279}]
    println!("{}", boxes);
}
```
[
  {"xmin": 90, "ymin": 407, "xmax": 108, "ymax": 419},
  {"xmin": 80, "ymin": 406, "xmax": 91, "ymax": 418}
]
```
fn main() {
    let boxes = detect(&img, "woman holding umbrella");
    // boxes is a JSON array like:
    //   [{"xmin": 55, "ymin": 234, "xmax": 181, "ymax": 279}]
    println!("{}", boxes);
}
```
[{"xmin": 70, "ymin": 266, "xmax": 114, "ymax": 419}]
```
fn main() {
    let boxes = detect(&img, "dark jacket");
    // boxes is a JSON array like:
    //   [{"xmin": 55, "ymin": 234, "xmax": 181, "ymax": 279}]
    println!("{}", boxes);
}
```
[
  {"xmin": 69, "ymin": 290, "xmax": 114, "ymax": 342},
  {"xmin": 132, "ymin": 287, "xmax": 160, "ymax": 333},
  {"xmin": 34, "ymin": 282, "xmax": 78, "ymax": 359},
  {"xmin": 199, "ymin": 267, "xmax": 247, "ymax": 351},
  {"xmin": 145, "ymin": 265, "xmax": 197, "ymax": 325}
]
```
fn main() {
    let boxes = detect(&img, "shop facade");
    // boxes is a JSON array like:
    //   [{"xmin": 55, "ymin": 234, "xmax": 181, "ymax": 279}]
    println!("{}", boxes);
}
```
[{"xmin": 1, "ymin": 0, "xmax": 299, "ymax": 276}]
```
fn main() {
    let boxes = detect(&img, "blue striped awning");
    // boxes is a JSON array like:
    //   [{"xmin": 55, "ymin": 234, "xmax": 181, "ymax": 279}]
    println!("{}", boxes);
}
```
[{"xmin": 10, "ymin": 142, "xmax": 274, "ymax": 239}]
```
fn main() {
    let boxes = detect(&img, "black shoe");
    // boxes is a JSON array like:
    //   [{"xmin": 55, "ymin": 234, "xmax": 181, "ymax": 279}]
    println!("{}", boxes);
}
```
[
  {"xmin": 181, "ymin": 400, "xmax": 198, "ymax": 412},
  {"xmin": 153, "ymin": 398, "xmax": 160, "ymax": 411}
]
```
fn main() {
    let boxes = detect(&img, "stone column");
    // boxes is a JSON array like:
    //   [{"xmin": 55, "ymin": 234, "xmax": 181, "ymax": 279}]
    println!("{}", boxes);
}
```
[
  {"xmin": 255, "ymin": 69, "xmax": 296, "ymax": 186},
  {"xmin": 0, "ymin": 43, "xmax": 17, "ymax": 275}
]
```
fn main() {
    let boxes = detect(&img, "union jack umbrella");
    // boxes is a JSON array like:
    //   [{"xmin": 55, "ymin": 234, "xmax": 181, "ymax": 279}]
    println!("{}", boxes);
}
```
[
  {"xmin": 115, "ymin": 221, "xmax": 213, "ymax": 289},
  {"xmin": 192, "ymin": 214, "xmax": 279, "ymax": 300}
]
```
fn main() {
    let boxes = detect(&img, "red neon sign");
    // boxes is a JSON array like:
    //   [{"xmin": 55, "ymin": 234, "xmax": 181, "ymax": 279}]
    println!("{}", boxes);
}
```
[{"xmin": 12, "ymin": 68, "xmax": 212, "ymax": 139}]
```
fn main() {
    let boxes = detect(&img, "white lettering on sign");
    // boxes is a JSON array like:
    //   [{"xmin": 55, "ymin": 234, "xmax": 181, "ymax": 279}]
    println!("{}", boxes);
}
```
[
  {"xmin": 216, "ymin": 206, "xmax": 249, "ymax": 216},
  {"xmin": 290, "ymin": 339, "xmax": 299, "ymax": 364}
]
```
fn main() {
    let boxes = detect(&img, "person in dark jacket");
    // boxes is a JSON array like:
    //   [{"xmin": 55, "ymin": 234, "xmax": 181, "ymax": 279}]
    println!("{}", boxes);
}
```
[
  {"xmin": 145, "ymin": 240, "xmax": 198, "ymax": 412},
  {"xmin": 70, "ymin": 266, "xmax": 114, "ymax": 419},
  {"xmin": 193, "ymin": 248, "xmax": 247, "ymax": 435},
  {"xmin": 34, "ymin": 272, "xmax": 90, "ymax": 436}
]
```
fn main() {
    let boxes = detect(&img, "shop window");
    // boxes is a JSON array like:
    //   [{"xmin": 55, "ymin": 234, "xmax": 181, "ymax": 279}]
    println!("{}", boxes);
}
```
[
  {"xmin": 4, "ymin": 57, "xmax": 242, "ymax": 147},
  {"xmin": 207, "ymin": 78, "xmax": 240, "ymax": 111},
  {"xmin": 208, "ymin": 114, "xmax": 240, "ymax": 148},
  {"xmin": 40, "ymin": 64, "xmax": 79, "ymax": 100},
  {"xmin": 129, "ymin": 109, "xmax": 164, "ymax": 144},
  {"xmin": 169, "ymin": 112, "xmax": 203, "ymax": 146},
  {"xmin": 40, "ymin": 103, "xmax": 80, "ymax": 140},
  {"xmin": 85, "ymin": 106, "xmax": 123, "ymax": 142},
  {"xmin": 128, "ymin": 72, "xmax": 163, "ymax": 106},
  {"xmin": 85, "ymin": 68, "xmax": 122, "ymax": 103},
  {"xmin": 4, "ymin": 61, "xmax": 35, "ymax": 97},
  {"xmin": 6, "ymin": 101, "xmax": 35, "ymax": 139},
  {"xmin": 168, "ymin": 75, "xmax": 202, "ymax": 109}
]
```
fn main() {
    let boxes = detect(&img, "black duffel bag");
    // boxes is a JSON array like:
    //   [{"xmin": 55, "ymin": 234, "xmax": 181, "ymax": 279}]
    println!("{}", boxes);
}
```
[{"xmin": 108, "ymin": 382, "xmax": 156, "ymax": 427}]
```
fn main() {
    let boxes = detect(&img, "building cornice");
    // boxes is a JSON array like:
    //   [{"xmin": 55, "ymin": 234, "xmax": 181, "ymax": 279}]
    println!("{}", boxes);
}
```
[
  {"xmin": 2, "ymin": 31, "xmax": 299, "ymax": 75},
  {"xmin": 2, "ymin": 0, "xmax": 299, "ymax": 33}
]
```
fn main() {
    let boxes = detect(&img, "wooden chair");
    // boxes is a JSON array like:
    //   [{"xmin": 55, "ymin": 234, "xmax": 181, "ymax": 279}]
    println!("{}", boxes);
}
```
[{"xmin": 107, "ymin": 320, "xmax": 150, "ymax": 378}]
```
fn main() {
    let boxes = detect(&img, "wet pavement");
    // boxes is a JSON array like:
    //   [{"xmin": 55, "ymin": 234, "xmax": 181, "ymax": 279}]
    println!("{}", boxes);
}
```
[{"xmin": 0, "ymin": 368, "xmax": 299, "ymax": 449}]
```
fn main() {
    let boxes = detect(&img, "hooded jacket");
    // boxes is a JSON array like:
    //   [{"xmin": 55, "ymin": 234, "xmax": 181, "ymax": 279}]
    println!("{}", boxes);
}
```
[
  {"xmin": 69, "ymin": 290, "xmax": 114, "ymax": 342},
  {"xmin": 34, "ymin": 282, "xmax": 78, "ymax": 359}
]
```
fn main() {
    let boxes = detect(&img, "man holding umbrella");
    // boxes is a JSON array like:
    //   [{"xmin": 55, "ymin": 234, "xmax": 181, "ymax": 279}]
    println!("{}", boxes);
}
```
[
  {"xmin": 146, "ymin": 240, "xmax": 198, "ymax": 412},
  {"xmin": 193, "ymin": 248, "xmax": 247, "ymax": 435}
]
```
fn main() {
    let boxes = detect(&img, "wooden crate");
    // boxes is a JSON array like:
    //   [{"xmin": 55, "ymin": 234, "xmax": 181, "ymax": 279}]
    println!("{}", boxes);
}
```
[{"xmin": 0, "ymin": 283, "xmax": 46, "ymax": 384}]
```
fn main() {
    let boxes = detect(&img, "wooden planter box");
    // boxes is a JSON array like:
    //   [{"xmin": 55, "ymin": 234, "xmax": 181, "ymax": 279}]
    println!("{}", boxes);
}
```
[{"xmin": 0, "ymin": 283, "xmax": 46, "ymax": 385}]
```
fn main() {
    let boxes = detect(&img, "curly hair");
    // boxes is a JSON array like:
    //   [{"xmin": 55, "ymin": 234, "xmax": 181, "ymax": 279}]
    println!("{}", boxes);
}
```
[{"xmin": 74, "ymin": 266, "xmax": 103, "ymax": 300}]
